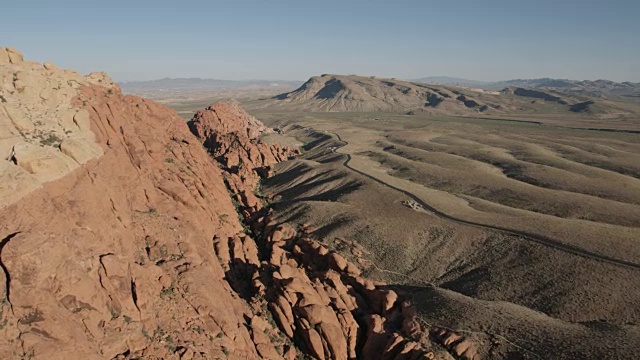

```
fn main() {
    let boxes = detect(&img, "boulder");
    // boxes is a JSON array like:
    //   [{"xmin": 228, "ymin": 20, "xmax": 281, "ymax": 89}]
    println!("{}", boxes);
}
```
[
  {"xmin": 73, "ymin": 109, "xmax": 92, "ymax": 131},
  {"xmin": 12, "ymin": 142, "xmax": 79, "ymax": 183},
  {"xmin": 336, "ymin": 310, "xmax": 359, "ymax": 359},
  {"xmin": 0, "ymin": 161, "xmax": 41, "ymax": 208},
  {"xmin": 213, "ymin": 235, "xmax": 231, "ymax": 268},
  {"xmin": 251, "ymin": 316, "xmax": 283, "ymax": 360},
  {"xmin": 300, "ymin": 319, "xmax": 326, "ymax": 360},
  {"xmin": 381, "ymin": 290, "xmax": 398, "ymax": 313},
  {"xmin": 452, "ymin": 340, "xmax": 476, "ymax": 360},
  {"xmin": 361, "ymin": 315, "xmax": 389, "ymax": 360},
  {"xmin": 328, "ymin": 252, "xmax": 348, "ymax": 271},
  {"xmin": 317, "ymin": 321, "xmax": 348, "ymax": 360},
  {"xmin": 269, "ymin": 298, "xmax": 295, "ymax": 338},
  {"xmin": 59, "ymin": 134, "xmax": 104, "ymax": 164},
  {"xmin": 242, "ymin": 235, "xmax": 260, "ymax": 266},
  {"xmin": 297, "ymin": 304, "xmax": 335, "ymax": 325}
]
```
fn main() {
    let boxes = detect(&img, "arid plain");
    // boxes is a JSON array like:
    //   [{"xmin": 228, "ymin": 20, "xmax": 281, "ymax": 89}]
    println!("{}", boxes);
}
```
[{"xmin": 249, "ymin": 109, "xmax": 640, "ymax": 359}]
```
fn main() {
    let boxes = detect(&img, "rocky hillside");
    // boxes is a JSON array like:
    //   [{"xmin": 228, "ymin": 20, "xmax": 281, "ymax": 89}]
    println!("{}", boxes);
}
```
[
  {"xmin": 265, "ymin": 74, "xmax": 638, "ymax": 116},
  {"xmin": 0, "ymin": 49, "xmax": 478, "ymax": 359}
]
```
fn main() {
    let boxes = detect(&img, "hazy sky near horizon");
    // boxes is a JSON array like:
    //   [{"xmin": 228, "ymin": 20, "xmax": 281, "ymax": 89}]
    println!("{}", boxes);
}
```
[{"xmin": 2, "ymin": 0, "xmax": 639, "ymax": 82}]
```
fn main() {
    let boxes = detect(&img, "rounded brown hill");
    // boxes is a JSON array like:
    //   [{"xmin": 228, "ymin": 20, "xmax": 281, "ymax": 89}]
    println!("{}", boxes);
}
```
[{"xmin": 272, "ymin": 74, "xmax": 467, "ymax": 112}]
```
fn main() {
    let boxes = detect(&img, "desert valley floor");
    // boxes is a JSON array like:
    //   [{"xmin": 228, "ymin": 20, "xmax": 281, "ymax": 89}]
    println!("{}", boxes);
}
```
[{"xmin": 240, "ymin": 109, "xmax": 640, "ymax": 359}]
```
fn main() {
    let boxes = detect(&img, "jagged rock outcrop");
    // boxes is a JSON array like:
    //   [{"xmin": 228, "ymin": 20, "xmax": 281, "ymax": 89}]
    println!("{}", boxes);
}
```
[
  {"xmin": 188, "ymin": 105, "xmax": 478, "ymax": 360},
  {"xmin": 188, "ymin": 100, "xmax": 299, "ymax": 176},
  {"xmin": 188, "ymin": 100, "xmax": 299, "ymax": 217},
  {"xmin": 509, "ymin": 87, "xmax": 568, "ymax": 104}
]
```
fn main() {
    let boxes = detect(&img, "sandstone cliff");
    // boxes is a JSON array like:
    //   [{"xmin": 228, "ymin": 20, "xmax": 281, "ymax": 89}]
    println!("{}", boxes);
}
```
[
  {"xmin": 0, "ymin": 48, "xmax": 476, "ymax": 360},
  {"xmin": 0, "ymin": 47, "xmax": 266, "ymax": 359}
]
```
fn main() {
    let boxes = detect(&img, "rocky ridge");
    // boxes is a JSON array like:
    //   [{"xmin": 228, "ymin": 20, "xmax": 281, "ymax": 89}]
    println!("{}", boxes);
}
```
[
  {"xmin": 0, "ymin": 47, "xmax": 268, "ymax": 359},
  {"xmin": 188, "ymin": 102, "xmax": 480, "ymax": 360},
  {"xmin": 0, "ymin": 48, "xmax": 478, "ymax": 360}
]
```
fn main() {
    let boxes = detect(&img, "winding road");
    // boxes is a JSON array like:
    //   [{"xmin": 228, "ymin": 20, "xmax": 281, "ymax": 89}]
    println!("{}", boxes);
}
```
[{"xmin": 326, "ymin": 131, "xmax": 640, "ymax": 271}]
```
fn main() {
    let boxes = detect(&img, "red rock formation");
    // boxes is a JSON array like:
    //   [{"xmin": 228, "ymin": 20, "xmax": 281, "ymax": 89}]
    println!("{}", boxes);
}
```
[
  {"xmin": 188, "ymin": 103, "xmax": 474, "ymax": 360},
  {"xmin": 0, "ymin": 49, "xmax": 276, "ymax": 359},
  {"xmin": 188, "ymin": 100, "xmax": 299, "ymax": 181},
  {"xmin": 0, "ymin": 48, "xmax": 478, "ymax": 360}
]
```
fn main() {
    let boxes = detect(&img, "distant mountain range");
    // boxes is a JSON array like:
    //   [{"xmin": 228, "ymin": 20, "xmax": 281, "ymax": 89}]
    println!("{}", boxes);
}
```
[
  {"xmin": 120, "ymin": 78, "xmax": 303, "ymax": 100},
  {"xmin": 121, "ymin": 76, "xmax": 640, "ymax": 104},
  {"xmin": 263, "ymin": 74, "xmax": 640, "ymax": 116},
  {"xmin": 413, "ymin": 77, "xmax": 640, "ymax": 102},
  {"xmin": 413, "ymin": 76, "xmax": 489, "ymax": 87},
  {"xmin": 120, "ymin": 77, "xmax": 302, "ymax": 90}
]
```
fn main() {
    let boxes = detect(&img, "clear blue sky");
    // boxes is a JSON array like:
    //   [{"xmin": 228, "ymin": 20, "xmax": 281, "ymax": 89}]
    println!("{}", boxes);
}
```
[{"xmin": 2, "ymin": 0, "xmax": 639, "ymax": 82}]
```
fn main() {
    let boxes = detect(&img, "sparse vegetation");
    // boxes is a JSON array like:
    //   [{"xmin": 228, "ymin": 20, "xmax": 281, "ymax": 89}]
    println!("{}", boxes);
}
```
[
  {"xmin": 38, "ymin": 132, "xmax": 62, "ymax": 146},
  {"xmin": 0, "ymin": 310, "xmax": 7, "ymax": 331},
  {"xmin": 109, "ymin": 309, "xmax": 120, "ymax": 319},
  {"xmin": 160, "ymin": 284, "xmax": 175, "ymax": 298},
  {"xmin": 135, "ymin": 208, "xmax": 157, "ymax": 215}
]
